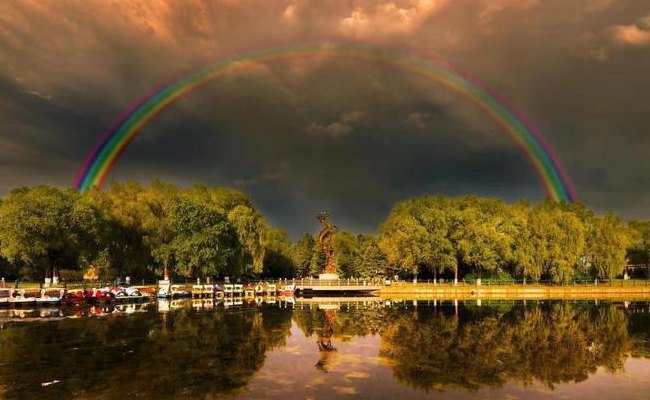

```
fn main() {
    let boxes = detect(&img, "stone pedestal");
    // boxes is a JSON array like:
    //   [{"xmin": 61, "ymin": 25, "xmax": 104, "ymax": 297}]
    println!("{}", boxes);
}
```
[{"xmin": 319, "ymin": 273, "xmax": 340, "ymax": 281}]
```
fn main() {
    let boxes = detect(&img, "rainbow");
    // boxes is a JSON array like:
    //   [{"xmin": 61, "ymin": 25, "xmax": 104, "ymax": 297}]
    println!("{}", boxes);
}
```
[{"xmin": 74, "ymin": 42, "xmax": 577, "ymax": 202}]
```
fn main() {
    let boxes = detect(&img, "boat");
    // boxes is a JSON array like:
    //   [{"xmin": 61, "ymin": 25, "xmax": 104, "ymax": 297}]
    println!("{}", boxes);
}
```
[
  {"xmin": 35, "ymin": 289, "xmax": 63, "ymax": 306},
  {"xmin": 244, "ymin": 284, "xmax": 255, "ymax": 297},
  {"xmin": 0, "ymin": 289, "xmax": 11, "ymax": 307},
  {"xmin": 278, "ymin": 295, "xmax": 295, "ymax": 307},
  {"xmin": 224, "ymin": 284, "xmax": 234, "ymax": 296},
  {"xmin": 280, "ymin": 284, "xmax": 296, "ymax": 296},
  {"xmin": 112, "ymin": 286, "xmax": 150, "ymax": 303},
  {"xmin": 213, "ymin": 285, "xmax": 224, "ymax": 298},
  {"xmin": 10, "ymin": 290, "xmax": 37, "ymax": 306},
  {"xmin": 233, "ymin": 284, "xmax": 244, "ymax": 296},
  {"xmin": 254, "ymin": 283, "xmax": 266, "ymax": 296},
  {"xmin": 87, "ymin": 288, "xmax": 116, "ymax": 303},
  {"xmin": 170, "ymin": 285, "xmax": 191, "ymax": 298},
  {"xmin": 62, "ymin": 289, "xmax": 89, "ymax": 304},
  {"xmin": 157, "ymin": 279, "xmax": 171, "ymax": 298}
]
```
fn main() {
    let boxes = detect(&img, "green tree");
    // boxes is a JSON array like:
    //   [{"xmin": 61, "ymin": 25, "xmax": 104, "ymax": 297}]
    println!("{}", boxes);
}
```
[
  {"xmin": 506, "ymin": 204, "xmax": 539, "ymax": 283},
  {"xmin": 351, "ymin": 235, "xmax": 388, "ymax": 278},
  {"xmin": 291, "ymin": 234, "xmax": 316, "ymax": 277},
  {"xmin": 168, "ymin": 197, "xmax": 236, "ymax": 278},
  {"xmin": 379, "ymin": 211, "xmax": 430, "ymax": 279},
  {"xmin": 0, "ymin": 186, "xmax": 78, "ymax": 282},
  {"xmin": 262, "ymin": 227, "xmax": 295, "ymax": 277},
  {"xmin": 331, "ymin": 230, "xmax": 360, "ymax": 277},
  {"xmin": 529, "ymin": 203, "xmax": 585, "ymax": 284},
  {"xmin": 587, "ymin": 214, "xmax": 630, "ymax": 280},
  {"xmin": 228, "ymin": 205, "xmax": 267, "ymax": 275},
  {"xmin": 450, "ymin": 197, "xmax": 512, "ymax": 283}
]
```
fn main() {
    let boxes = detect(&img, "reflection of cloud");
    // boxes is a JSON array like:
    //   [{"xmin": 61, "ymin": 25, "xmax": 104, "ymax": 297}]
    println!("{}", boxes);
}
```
[
  {"xmin": 306, "ymin": 111, "xmax": 363, "ymax": 139},
  {"xmin": 279, "ymin": 345, "xmax": 303, "ymax": 355},
  {"xmin": 333, "ymin": 386, "xmax": 358, "ymax": 395},
  {"xmin": 344, "ymin": 371, "xmax": 370, "ymax": 379},
  {"xmin": 303, "ymin": 374, "xmax": 326, "ymax": 388}
]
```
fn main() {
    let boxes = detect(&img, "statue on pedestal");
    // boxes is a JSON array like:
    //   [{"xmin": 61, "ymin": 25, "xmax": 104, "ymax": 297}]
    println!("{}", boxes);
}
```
[{"xmin": 317, "ymin": 211, "xmax": 338, "ymax": 279}]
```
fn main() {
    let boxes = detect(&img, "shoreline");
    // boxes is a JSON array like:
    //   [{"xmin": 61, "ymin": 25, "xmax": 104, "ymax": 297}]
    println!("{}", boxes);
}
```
[{"xmin": 379, "ymin": 283, "xmax": 650, "ymax": 300}]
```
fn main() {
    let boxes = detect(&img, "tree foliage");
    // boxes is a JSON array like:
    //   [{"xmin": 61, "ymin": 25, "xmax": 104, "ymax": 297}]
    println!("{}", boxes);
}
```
[{"xmin": 0, "ymin": 183, "xmax": 642, "ymax": 283}]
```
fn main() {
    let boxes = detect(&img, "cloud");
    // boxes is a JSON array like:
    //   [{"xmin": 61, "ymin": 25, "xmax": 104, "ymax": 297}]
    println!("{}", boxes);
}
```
[
  {"xmin": 2, "ymin": 0, "xmax": 650, "ymax": 234},
  {"xmin": 478, "ymin": 0, "xmax": 540, "ymax": 24},
  {"xmin": 233, "ymin": 172, "xmax": 281, "ymax": 188},
  {"xmin": 339, "ymin": 0, "xmax": 448, "ymax": 38},
  {"xmin": 306, "ymin": 111, "xmax": 364, "ymax": 138},
  {"xmin": 406, "ymin": 112, "xmax": 434, "ymax": 129},
  {"xmin": 26, "ymin": 89, "xmax": 53, "ymax": 101},
  {"xmin": 611, "ymin": 16, "xmax": 650, "ymax": 46}
]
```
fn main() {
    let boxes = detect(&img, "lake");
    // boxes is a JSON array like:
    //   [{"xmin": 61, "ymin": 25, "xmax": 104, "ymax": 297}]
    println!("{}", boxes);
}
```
[{"xmin": 1, "ymin": 298, "xmax": 649, "ymax": 399}]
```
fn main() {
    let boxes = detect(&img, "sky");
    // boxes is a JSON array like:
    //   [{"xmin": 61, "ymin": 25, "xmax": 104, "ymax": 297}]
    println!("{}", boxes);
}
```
[{"xmin": 1, "ymin": 0, "xmax": 649, "ymax": 236}]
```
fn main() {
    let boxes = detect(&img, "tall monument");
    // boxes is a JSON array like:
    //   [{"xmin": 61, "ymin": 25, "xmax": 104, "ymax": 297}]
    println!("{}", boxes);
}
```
[{"xmin": 317, "ymin": 211, "xmax": 339, "ymax": 280}]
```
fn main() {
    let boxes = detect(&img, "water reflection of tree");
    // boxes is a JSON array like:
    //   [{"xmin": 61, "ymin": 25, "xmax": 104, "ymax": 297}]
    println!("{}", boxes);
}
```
[
  {"xmin": 379, "ymin": 302, "xmax": 631, "ymax": 391},
  {"xmin": 293, "ymin": 304, "xmax": 400, "ymax": 340},
  {"xmin": 626, "ymin": 303, "xmax": 650, "ymax": 358},
  {"xmin": 0, "ymin": 305, "xmax": 292, "ymax": 399}
]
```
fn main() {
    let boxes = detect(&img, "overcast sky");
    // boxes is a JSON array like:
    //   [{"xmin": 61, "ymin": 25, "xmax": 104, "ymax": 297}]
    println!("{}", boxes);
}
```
[{"xmin": 1, "ymin": 0, "xmax": 649, "ymax": 235}]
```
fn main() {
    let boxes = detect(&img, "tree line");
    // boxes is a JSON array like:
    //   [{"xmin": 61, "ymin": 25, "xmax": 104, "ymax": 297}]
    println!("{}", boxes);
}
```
[{"xmin": 0, "ymin": 182, "xmax": 647, "ymax": 283}]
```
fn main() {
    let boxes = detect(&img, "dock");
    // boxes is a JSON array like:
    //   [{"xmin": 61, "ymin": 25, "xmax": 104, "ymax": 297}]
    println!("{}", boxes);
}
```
[{"xmin": 294, "ymin": 278, "xmax": 382, "ymax": 295}]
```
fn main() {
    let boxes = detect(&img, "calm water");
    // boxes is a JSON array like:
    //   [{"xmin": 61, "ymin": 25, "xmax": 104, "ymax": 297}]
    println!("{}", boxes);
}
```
[{"xmin": 1, "ymin": 298, "xmax": 649, "ymax": 399}]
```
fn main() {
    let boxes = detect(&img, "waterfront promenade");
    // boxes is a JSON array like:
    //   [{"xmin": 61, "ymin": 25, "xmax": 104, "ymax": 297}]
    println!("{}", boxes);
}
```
[{"xmin": 380, "ymin": 281, "xmax": 650, "ymax": 300}]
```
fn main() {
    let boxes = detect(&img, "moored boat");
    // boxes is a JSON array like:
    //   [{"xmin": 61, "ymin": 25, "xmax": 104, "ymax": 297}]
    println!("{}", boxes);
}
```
[
  {"xmin": 35, "ymin": 289, "xmax": 63, "ymax": 306},
  {"xmin": 62, "ymin": 289, "xmax": 89, "ymax": 304},
  {"xmin": 267, "ymin": 284, "xmax": 277, "ymax": 296},
  {"xmin": 112, "ymin": 286, "xmax": 151, "ymax": 303},
  {"xmin": 254, "ymin": 283, "xmax": 266, "ymax": 296},
  {"xmin": 88, "ymin": 288, "xmax": 116, "ymax": 304},
  {"xmin": 0, "ymin": 288, "xmax": 11, "ymax": 307},
  {"xmin": 10, "ymin": 289, "xmax": 37, "ymax": 307},
  {"xmin": 280, "ymin": 284, "xmax": 296, "ymax": 297},
  {"xmin": 170, "ymin": 285, "xmax": 191, "ymax": 298}
]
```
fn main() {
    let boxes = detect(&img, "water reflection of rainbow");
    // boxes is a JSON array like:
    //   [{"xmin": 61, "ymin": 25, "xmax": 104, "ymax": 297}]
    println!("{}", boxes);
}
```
[{"xmin": 74, "ymin": 43, "xmax": 577, "ymax": 202}]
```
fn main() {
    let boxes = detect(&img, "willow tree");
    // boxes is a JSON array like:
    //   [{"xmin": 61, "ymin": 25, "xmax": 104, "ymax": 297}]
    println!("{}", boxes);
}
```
[
  {"xmin": 450, "ymin": 198, "xmax": 511, "ymax": 284},
  {"xmin": 506, "ymin": 204, "xmax": 539, "ymax": 284},
  {"xmin": 379, "ymin": 210, "xmax": 431, "ymax": 280},
  {"xmin": 227, "ymin": 205, "xmax": 267, "ymax": 275},
  {"xmin": 587, "ymin": 214, "xmax": 631, "ymax": 280},
  {"xmin": 529, "ymin": 204, "xmax": 585, "ymax": 284}
]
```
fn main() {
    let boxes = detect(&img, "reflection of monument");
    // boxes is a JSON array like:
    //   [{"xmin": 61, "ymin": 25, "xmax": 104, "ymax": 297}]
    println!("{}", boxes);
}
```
[
  {"xmin": 315, "ymin": 309, "xmax": 337, "ymax": 372},
  {"xmin": 317, "ymin": 211, "xmax": 338, "ymax": 280}
]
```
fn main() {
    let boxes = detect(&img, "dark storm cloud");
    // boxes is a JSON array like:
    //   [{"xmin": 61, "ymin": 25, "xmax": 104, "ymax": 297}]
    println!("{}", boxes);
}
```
[{"xmin": 1, "ymin": 0, "xmax": 650, "ymax": 234}]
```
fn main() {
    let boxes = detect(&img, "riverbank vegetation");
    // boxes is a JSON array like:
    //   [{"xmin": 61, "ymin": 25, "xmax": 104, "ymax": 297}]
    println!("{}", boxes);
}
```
[{"xmin": 0, "ymin": 182, "xmax": 647, "ymax": 284}]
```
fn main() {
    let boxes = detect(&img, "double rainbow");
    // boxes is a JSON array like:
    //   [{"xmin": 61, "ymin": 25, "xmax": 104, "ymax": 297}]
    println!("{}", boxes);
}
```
[{"xmin": 74, "ymin": 42, "xmax": 577, "ymax": 202}]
